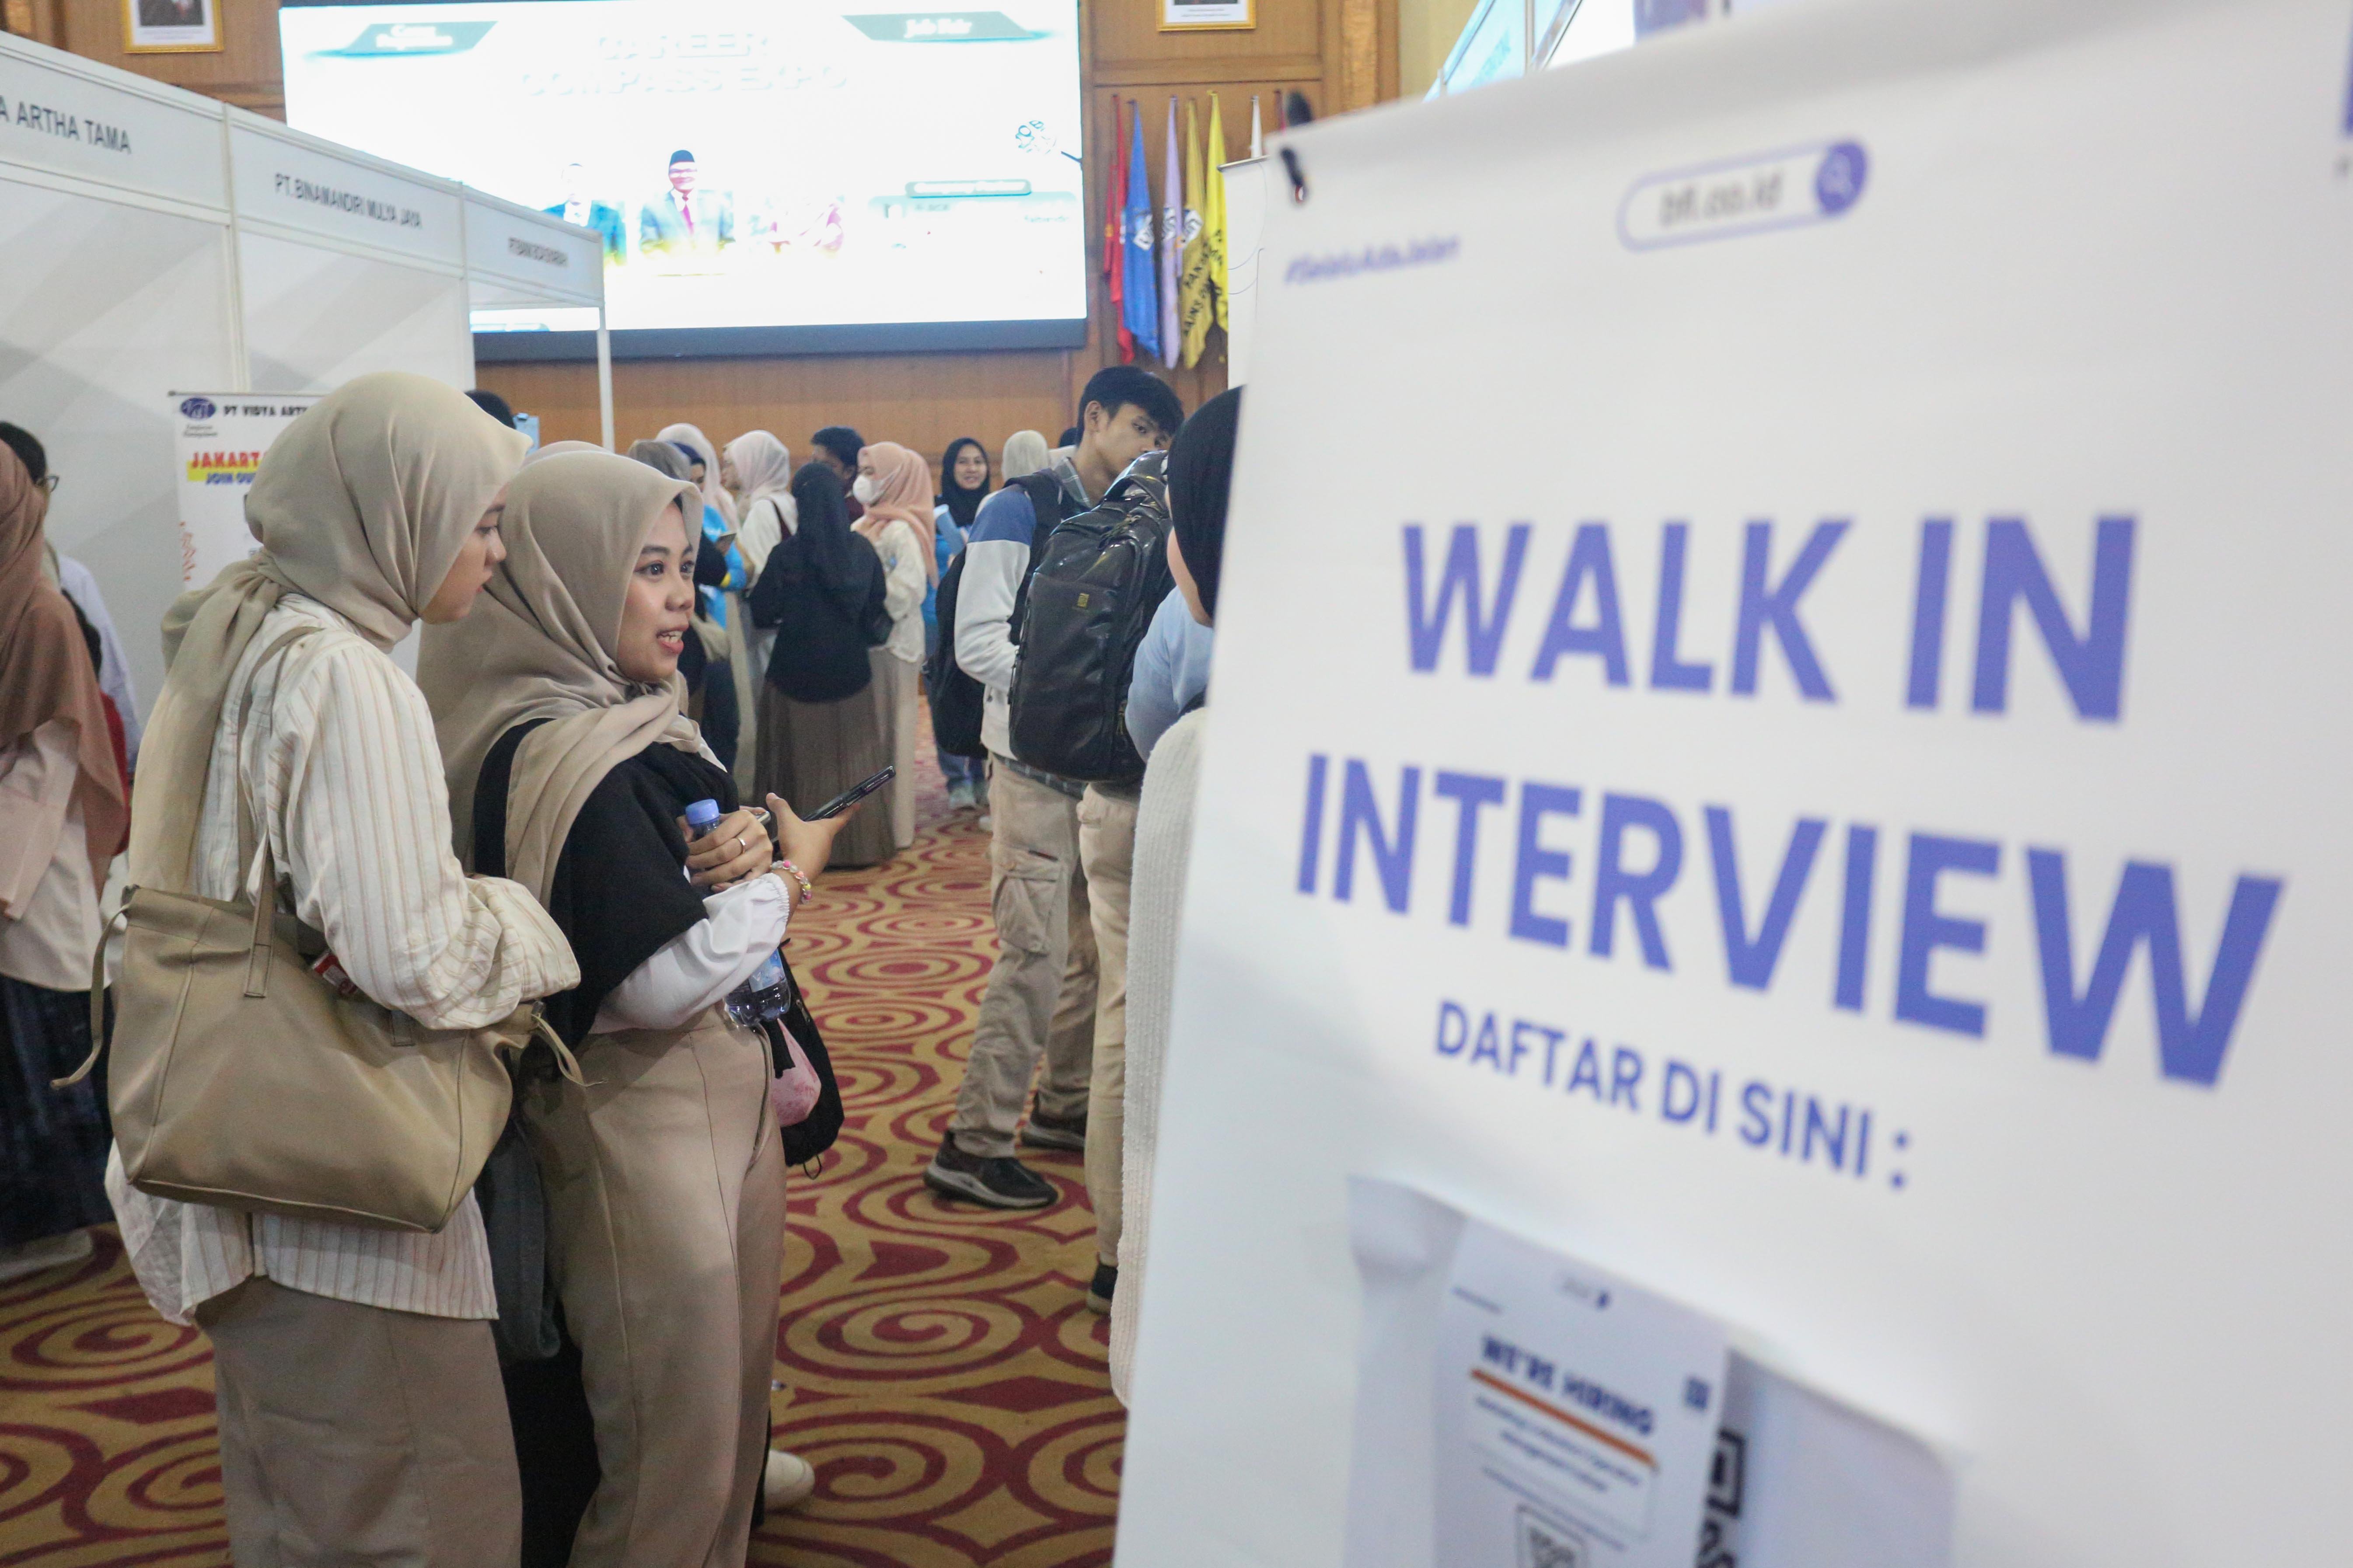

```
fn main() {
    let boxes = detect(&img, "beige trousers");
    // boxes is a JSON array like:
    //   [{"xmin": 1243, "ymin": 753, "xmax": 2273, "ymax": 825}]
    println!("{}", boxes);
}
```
[
  {"xmin": 200, "ymin": 1277, "xmax": 520, "ymax": 1568},
  {"xmin": 1078, "ymin": 786, "xmax": 1138, "ymax": 1268},
  {"xmin": 525, "ymin": 1013, "xmax": 786, "ymax": 1568},
  {"xmin": 949, "ymin": 759, "xmax": 1096, "ymax": 1158}
]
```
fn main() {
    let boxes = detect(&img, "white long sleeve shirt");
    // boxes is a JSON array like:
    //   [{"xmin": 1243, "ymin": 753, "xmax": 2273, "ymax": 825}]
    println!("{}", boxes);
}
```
[
  {"xmin": 592, "ymin": 870, "xmax": 790, "ymax": 1033},
  {"xmin": 953, "ymin": 453, "xmax": 1093, "ymax": 758},
  {"xmin": 108, "ymin": 596, "xmax": 579, "ymax": 1326}
]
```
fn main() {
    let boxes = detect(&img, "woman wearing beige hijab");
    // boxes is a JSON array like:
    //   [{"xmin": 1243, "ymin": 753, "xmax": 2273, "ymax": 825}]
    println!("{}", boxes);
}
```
[
  {"xmin": 0, "ymin": 441, "xmax": 128, "ymax": 1281},
  {"xmin": 106, "ymin": 372, "xmax": 579, "ymax": 1568},
  {"xmin": 420, "ymin": 449, "xmax": 851, "ymax": 1568},
  {"xmin": 722, "ymin": 430, "xmax": 796, "ymax": 768},
  {"xmin": 1001, "ymin": 428, "xmax": 1052, "ymax": 482},
  {"xmin": 850, "ymin": 441, "xmax": 935, "ymax": 850}
]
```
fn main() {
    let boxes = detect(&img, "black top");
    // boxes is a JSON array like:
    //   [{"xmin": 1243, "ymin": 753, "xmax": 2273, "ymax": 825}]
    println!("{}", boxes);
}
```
[
  {"xmin": 473, "ymin": 719, "xmax": 737, "ymax": 1046},
  {"xmin": 747, "ymin": 462, "xmax": 891, "ymax": 703}
]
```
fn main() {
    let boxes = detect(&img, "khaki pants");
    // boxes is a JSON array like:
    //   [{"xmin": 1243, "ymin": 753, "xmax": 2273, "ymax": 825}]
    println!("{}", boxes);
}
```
[
  {"xmin": 200, "ymin": 1277, "xmax": 520, "ymax": 1568},
  {"xmin": 950, "ymin": 759, "xmax": 1096, "ymax": 1158},
  {"xmin": 1078, "ymin": 786, "xmax": 1138, "ymax": 1268},
  {"xmin": 525, "ymin": 1014, "xmax": 786, "ymax": 1568}
]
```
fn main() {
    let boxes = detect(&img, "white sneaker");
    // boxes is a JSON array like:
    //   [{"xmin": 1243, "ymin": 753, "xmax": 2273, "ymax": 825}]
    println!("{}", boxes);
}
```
[
  {"xmin": 947, "ymin": 781, "xmax": 976, "ymax": 812},
  {"xmin": 0, "ymin": 1230, "xmax": 94, "ymax": 1284},
  {"xmin": 763, "ymin": 1449, "xmax": 817, "ymax": 1511}
]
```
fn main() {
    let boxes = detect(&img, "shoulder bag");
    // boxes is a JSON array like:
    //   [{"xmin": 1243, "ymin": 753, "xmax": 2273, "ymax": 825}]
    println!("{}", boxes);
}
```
[{"xmin": 56, "ymin": 624, "xmax": 578, "ymax": 1233}]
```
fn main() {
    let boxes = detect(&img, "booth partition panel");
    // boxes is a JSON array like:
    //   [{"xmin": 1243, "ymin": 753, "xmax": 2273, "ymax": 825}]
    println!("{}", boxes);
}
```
[
  {"xmin": 0, "ymin": 181, "xmax": 240, "ymax": 713},
  {"xmin": 238, "ymin": 233, "xmax": 473, "ymax": 395}
]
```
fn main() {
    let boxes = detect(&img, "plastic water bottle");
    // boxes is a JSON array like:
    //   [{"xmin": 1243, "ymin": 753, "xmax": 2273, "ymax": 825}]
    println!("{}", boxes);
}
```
[
  {"xmin": 684, "ymin": 798, "xmax": 791, "ymax": 1028},
  {"xmin": 683, "ymin": 798, "xmax": 725, "ymax": 875}
]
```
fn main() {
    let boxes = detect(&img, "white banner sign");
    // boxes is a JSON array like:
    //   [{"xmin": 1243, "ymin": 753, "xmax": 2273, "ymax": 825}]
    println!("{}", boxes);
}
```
[
  {"xmin": 228, "ymin": 117, "xmax": 463, "ymax": 268},
  {"xmin": 0, "ymin": 36, "xmax": 229, "ymax": 209},
  {"xmin": 1118, "ymin": 0, "xmax": 2353, "ymax": 1564},
  {"xmin": 172, "ymin": 392, "xmax": 320, "ymax": 590}
]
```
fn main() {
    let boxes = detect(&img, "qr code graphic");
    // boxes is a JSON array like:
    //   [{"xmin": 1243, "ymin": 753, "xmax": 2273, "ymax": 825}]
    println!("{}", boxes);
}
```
[
  {"xmin": 1695, "ymin": 1426, "xmax": 1746, "ymax": 1568},
  {"xmin": 1517, "ymin": 1507, "xmax": 1589, "ymax": 1568}
]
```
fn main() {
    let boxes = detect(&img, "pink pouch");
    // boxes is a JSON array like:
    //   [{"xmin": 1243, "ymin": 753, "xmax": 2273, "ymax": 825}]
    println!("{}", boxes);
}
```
[{"xmin": 769, "ymin": 1024, "xmax": 822, "ymax": 1128}]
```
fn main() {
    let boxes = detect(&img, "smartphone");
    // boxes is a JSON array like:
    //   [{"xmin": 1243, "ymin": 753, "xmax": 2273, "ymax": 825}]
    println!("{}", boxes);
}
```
[{"xmin": 806, "ymin": 765, "xmax": 894, "ymax": 821}]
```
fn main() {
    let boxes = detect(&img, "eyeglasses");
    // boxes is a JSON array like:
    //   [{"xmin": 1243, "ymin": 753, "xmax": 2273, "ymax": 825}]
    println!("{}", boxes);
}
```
[{"xmin": 37, "ymin": 475, "xmax": 58, "ymax": 495}]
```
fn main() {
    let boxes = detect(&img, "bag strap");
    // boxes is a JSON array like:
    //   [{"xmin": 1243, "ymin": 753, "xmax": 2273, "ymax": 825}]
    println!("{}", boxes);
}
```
[
  {"xmin": 54, "ymin": 908, "xmax": 126, "ymax": 1088},
  {"xmin": 58, "ymin": 624, "xmax": 325, "ymax": 1088},
  {"xmin": 531, "ymin": 1011, "xmax": 588, "ymax": 1086},
  {"xmin": 1006, "ymin": 471, "xmax": 1069, "ymax": 648},
  {"xmin": 230, "ymin": 625, "xmax": 325, "ymax": 892},
  {"xmin": 228, "ymin": 626, "xmax": 322, "ymax": 1000}
]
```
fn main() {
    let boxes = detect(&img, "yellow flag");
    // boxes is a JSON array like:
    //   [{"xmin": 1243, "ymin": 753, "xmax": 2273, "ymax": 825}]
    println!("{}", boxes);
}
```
[
  {"xmin": 1178, "ymin": 99, "xmax": 1212, "ymax": 369},
  {"xmin": 1204, "ymin": 93, "xmax": 1229, "ymax": 336}
]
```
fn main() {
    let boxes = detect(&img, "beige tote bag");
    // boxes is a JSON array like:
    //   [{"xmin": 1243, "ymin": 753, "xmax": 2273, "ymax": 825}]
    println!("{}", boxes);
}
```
[{"xmin": 57, "ymin": 627, "xmax": 575, "ymax": 1233}]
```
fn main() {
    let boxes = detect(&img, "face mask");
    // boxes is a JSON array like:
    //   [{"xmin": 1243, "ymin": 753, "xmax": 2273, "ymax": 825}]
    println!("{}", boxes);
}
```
[{"xmin": 851, "ymin": 475, "xmax": 878, "ymax": 505}]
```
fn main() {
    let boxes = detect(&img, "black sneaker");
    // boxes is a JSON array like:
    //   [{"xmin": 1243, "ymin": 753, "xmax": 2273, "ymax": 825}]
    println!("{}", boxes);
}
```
[
  {"xmin": 1085, "ymin": 1262, "xmax": 1117, "ymax": 1314},
  {"xmin": 1019, "ymin": 1106, "xmax": 1087, "ymax": 1152},
  {"xmin": 924, "ymin": 1135, "xmax": 1058, "ymax": 1209}
]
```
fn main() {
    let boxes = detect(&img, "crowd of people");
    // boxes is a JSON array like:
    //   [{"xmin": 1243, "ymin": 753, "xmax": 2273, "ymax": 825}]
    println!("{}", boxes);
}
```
[{"xmin": 0, "ymin": 362, "xmax": 1239, "ymax": 1566}]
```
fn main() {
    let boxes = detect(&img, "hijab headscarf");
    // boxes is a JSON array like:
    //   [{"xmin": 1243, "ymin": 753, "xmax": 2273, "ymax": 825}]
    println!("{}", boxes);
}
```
[
  {"xmin": 417, "ymin": 450, "xmax": 707, "ymax": 902},
  {"xmin": 527, "ymin": 439, "xmax": 604, "ymax": 465},
  {"xmin": 937, "ymin": 436, "xmax": 991, "ymax": 534},
  {"xmin": 1168, "ymin": 387, "xmax": 1242, "ymax": 621},
  {"xmin": 656, "ymin": 422, "xmax": 736, "ymax": 526},
  {"xmin": 1002, "ymin": 429, "xmax": 1051, "ymax": 482},
  {"xmin": 628, "ymin": 439, "xmax": 691, "ymax": 482},
  {"xmin": 854, "ymin": 441, "xmax": 939, "ymax": 583},
  {"xmin": 0, "ymin": 446, "xmax": 127, "ymax": 890},
  {"xmin": 724, "ymin": 430, "xmax": 796, "ymax": 575},
  {"xmin": 132, "ymin": 372, "xmax": 524, "ymax": 891}
]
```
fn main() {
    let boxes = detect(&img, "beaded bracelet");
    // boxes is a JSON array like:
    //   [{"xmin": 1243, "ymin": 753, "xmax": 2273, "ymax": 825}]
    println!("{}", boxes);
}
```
[{"xmin": 775, "ymin": 859, "xmax": 815, "ymax": 901}]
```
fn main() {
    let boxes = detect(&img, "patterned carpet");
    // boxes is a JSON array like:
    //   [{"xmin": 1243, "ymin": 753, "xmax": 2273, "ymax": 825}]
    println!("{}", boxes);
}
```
[{"xmin": 0, "ymin": 760, "xmax": 1121, "ymax": 1567}]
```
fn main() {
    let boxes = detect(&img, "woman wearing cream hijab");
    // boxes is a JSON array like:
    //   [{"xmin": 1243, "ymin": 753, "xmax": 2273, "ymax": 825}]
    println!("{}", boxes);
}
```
[
  {"xmin": 107, "ymin": 372, "xmax": 579, "ymax": 1568},
  {"xmin": 421, "ymin": 449, "xmax": 852, "ymax": 1568},
  {"xmin": 661, "ymin": 421, "xmax": 763, "ymax": 787},
  {"xmin": 722, "ymin": 430, "xmax": 796, "ymax": 751},
  {"xmin": 851, "ymin": 441, "xmax": 935, "ymax": 850}
]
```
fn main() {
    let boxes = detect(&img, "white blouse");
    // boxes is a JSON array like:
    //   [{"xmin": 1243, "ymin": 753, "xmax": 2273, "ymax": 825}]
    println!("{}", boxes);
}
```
[
  {"xmin": 108, "ymin": 596, "xmax": 579, "ymax": 1327},
  {"xmin": 593, "ymin": 870, "xmax": 790, "ymax": 1033}
]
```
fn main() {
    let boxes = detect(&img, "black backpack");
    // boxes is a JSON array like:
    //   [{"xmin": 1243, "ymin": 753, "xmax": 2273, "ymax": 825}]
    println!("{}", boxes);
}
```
[
  {"xmin": 1007, "ymin": 450, "xmax": 1173, "ymax": 784},
  {"xmin": 927, "ymin": 473, "xmax": 1065, "ymax": 759}
]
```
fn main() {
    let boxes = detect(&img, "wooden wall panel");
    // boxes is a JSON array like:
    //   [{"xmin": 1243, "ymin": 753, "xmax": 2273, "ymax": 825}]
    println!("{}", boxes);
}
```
[
  {"xmin": 49, "ymin": 0, "xmax": 285, "ymax": 114},
  {"xmin": 480, "ymin": 349, "xmax": 1082, "ymax": 481},
  {"xmin": 48, "ymin": 0, "xmax": 1398, "ymax": 467}
]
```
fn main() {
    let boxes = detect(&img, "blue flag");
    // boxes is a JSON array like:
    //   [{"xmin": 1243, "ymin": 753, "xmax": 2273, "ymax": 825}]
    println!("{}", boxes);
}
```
[{"xmin": 1122, "ymin": 104, "xmax": 1161, "ymax": 362}]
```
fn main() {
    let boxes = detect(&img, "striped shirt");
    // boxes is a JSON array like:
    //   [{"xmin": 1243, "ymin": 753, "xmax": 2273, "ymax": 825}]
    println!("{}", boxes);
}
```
[{"xmin": 108, "ymin": 596, "xmax": 579, "ymax": 1325}]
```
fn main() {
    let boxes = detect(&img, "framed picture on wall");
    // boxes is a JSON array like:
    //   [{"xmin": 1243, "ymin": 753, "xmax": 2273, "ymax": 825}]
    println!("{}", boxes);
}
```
[
  {"xmin": 1162, "ymin": 0, "xmax": 1253, "ymax": 31},
  {"xmin": 124, "ymin": 0, "xmax": 222, "ymax": 53}
]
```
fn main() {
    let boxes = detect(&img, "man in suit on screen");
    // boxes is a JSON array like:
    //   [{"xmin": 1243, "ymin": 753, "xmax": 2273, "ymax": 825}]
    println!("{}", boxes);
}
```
[
  {"xmin": 640, "ymin": 150, "xmax": 735, "ymax": 255},
  {"xmin": 544, "ymin": 164, "xmax": 628, "ymax": 262}
]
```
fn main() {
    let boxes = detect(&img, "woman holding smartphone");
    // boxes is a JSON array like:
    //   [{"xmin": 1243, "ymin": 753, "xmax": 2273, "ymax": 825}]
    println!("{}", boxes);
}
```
[{"xmin": 419, "ymin": 449, "xmax": 852, "ymax": 1568}]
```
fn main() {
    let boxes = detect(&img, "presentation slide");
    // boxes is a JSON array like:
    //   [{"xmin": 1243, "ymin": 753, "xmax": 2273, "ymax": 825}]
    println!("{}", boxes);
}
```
[{"xmin": 278, "ymin": 1, "xmax": 1087, "ymax": 343}]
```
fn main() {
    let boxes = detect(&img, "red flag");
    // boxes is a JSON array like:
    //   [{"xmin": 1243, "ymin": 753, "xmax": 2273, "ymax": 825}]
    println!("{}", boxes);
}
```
[
  {"xmin": 1105, "ymin": 97, "xmax": 1133, "ymax": 363},
  {"xmin": 1102, "ymin": 96, "xmax": 1124, "ymax": 281}
]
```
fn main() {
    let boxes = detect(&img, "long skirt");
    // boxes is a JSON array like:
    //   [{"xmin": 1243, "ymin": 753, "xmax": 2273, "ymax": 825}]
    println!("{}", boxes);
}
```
[
  {"xmin": 755, "ymin": 659, "xmax": 896, "ymax": 869},
  {"xmin": 0, "ymin": 974, "xmax": 112, "ymax": 1247}
]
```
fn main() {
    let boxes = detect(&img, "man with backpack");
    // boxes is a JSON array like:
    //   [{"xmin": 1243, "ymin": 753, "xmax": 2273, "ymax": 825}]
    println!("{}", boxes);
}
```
[{"xmin": 925, "ymin": 366, "xmax": 1184, "ymax": 1210}]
